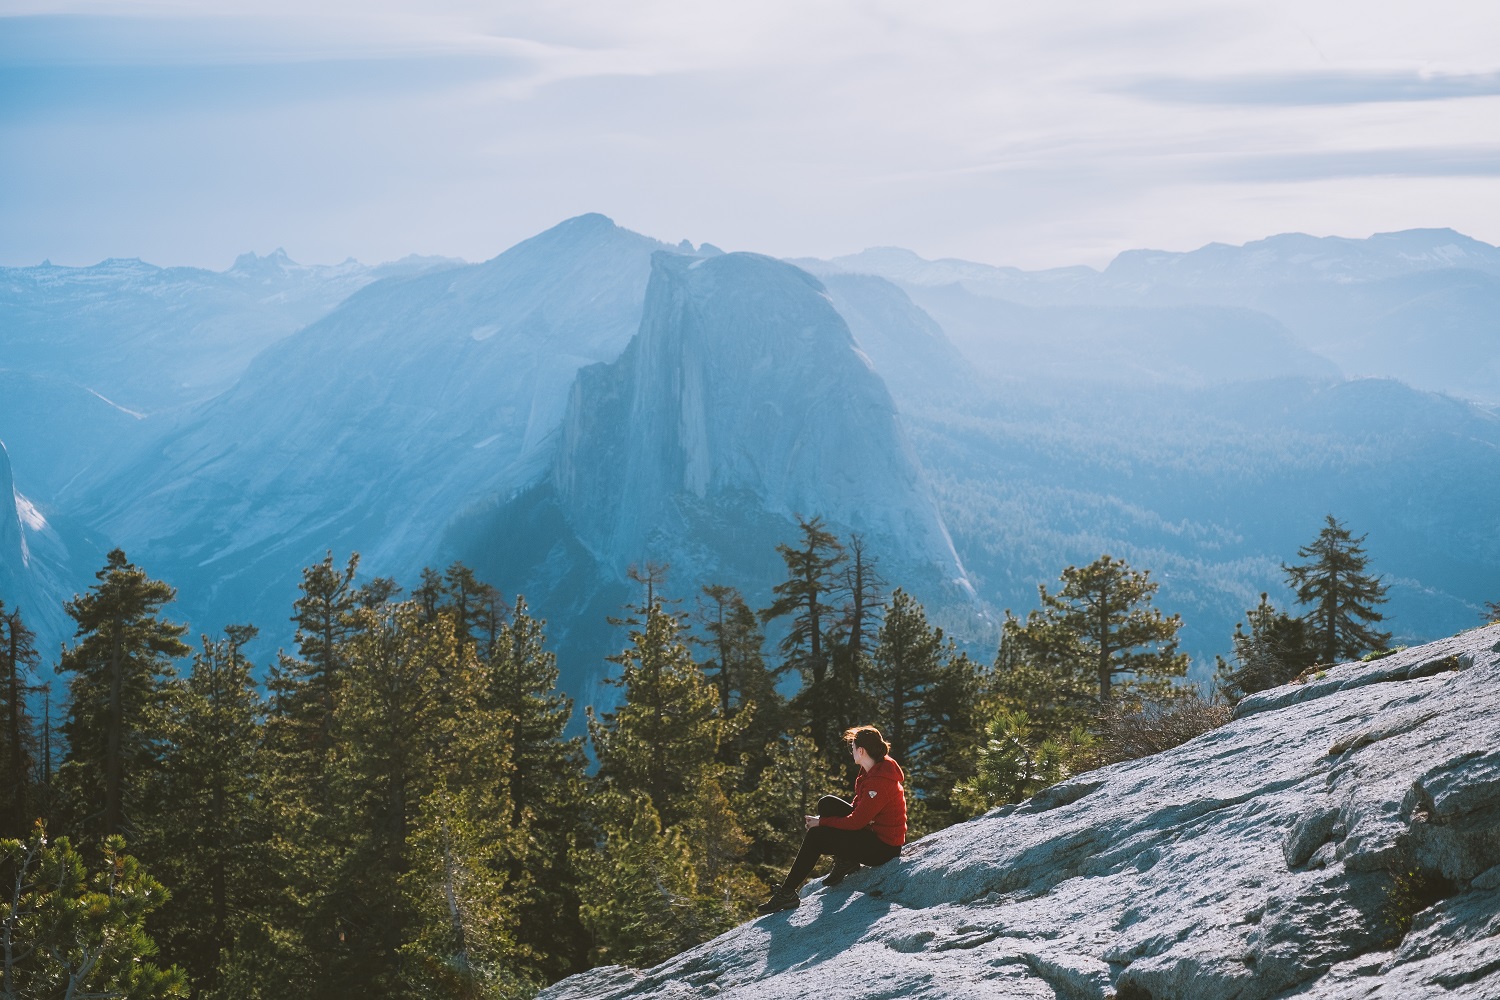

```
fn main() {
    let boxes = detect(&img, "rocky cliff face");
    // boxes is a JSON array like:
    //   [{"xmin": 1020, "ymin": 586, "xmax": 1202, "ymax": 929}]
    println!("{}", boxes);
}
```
[
  {"xmin": 549, "ymin": 251, "xmax": 970, "ymax": 591},
  {"xmin": 0, "ymin": 442, "xmax": 24, "ymax": 573},
  {"xmin": 542, "ymin": 625, "xmax": 1500, "ymax": 1000},
  {"xmin": 0, "ymin": 440, "xmax": 80, "ymax": 649}
]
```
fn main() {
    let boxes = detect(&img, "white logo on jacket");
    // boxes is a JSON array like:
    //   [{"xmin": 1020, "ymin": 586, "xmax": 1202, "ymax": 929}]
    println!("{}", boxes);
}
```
[{"xmin": 868, "ymin": 790, "xmax": 877, "ymax": 798}]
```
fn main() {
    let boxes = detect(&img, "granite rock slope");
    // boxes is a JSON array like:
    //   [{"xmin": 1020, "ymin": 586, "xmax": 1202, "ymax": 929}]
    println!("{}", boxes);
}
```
[{"xmin": 541, "ymin": 625, "xmax": 1500, "ymax": 1000}]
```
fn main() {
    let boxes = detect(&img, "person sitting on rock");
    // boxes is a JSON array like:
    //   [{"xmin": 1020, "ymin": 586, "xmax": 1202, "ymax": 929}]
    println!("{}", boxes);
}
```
[{"xmin": 758, "ymin": 724, "xmax": 908, "ymax": 914}]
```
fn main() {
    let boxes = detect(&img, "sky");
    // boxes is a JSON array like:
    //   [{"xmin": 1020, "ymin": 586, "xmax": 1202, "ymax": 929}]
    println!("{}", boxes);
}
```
[{"xmin": 3, "ymin": 0, "xmax": 1499, "ymax": 270}]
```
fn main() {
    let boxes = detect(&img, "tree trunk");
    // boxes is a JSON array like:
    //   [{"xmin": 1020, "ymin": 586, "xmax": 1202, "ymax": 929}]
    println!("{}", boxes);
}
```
[{"xmin": 105, "ymin": 626, "xmax": 124, "ymax": 836}]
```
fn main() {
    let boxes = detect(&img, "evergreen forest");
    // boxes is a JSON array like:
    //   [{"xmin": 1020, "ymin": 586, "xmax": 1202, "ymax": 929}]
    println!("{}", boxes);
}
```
[{"xmin": 0, "ymin": 514, "xmax": 1426, "ymax": 999}]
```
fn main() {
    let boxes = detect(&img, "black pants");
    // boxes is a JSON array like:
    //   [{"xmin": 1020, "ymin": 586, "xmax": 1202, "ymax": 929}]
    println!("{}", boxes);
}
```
[{"xmin": 782, "ymin": 795, "xmax": 901, "ymax": 890}]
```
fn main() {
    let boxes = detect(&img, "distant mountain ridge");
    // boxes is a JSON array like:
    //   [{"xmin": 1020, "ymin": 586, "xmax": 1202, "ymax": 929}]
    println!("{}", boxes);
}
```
[
  {"xmin": 812, "ymin": 228, "xmax": 1500, "ymax": 404},
  {"xmin": 1, "ymin": 216, "xmax": 1497, "ymax": 698},
  {"xmin": 0, "ymin": 250, "xmax": 463, "ymax": 414}
]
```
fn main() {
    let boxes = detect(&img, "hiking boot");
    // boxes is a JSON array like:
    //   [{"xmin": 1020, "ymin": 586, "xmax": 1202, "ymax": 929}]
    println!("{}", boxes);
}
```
[
  {"xmin": 756, "ymin": 888, "xmax": 800, "ymax": 914},
  {"xmin": 824, "ymin": 858, "xmax": 860, "ymax": 888}
]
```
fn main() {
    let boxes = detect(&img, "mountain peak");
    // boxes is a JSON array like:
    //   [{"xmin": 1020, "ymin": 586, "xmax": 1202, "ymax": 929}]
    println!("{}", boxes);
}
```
[
  {"xmin": 481, "ymin": 213, "xmax": 665, "ymax": 269},
  {"xmin": 1104, "ymin": 228, "xmax": 1500, "ymax": 284},
  {"xmin": 230, "ymin": 247, "xmax": 299, "ymax": 273}
]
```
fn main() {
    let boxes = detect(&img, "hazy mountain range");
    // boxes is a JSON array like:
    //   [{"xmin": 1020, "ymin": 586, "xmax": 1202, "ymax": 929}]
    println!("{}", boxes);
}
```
[{"xmin": 3, "ymin": 216, "xmax": 1496, "ymax": 699}]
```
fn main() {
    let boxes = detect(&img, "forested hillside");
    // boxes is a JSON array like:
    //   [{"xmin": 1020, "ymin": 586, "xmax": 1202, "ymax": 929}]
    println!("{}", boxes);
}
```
[{"xmin": 2, "ymin": 497, "xmax": 1448, "ymax": 996}]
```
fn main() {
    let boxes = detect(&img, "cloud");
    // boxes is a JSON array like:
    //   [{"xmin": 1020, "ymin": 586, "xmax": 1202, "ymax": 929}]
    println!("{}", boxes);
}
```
[
  {"xmin": 5, "ymin": 3, "xmax": 1500, "ymax": 270},
  {"xmin": 1121, "ymin": 69, "xmax": 1500, "ymax": 107},
  {"xmin": 0, "ymin": 58, "xmax": 537, "ymax": 124},
  {"xmin": 1204, "ymin": 147, "xmax": 1500, "ymax": 182}
]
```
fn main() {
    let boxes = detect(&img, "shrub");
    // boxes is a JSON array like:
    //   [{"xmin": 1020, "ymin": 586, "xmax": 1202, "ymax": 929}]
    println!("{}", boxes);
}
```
[
  {"xmin": 952, "ymin": 709, "xmax": 1096, "ymax": 816},
  {"xmin": 1089, "ymin": 694, "xmax": 1232, "ymax": 767},
  {"xmin": 1382, "ymin": 841, "xmax": 1455, "ymax": 946}
]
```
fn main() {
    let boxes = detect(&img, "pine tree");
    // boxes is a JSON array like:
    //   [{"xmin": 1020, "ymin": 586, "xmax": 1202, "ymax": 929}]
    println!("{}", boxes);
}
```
[
  {"xmin": 761, "ymin": 516, "xmax": 844, "ymax": 749},
  {"xmin": 584, "ymin": 603, "xmax": 755, "ymax": 959},
  {"xmin": 147, "ymin": 625, "xmax": 272, "ymax": 994},
  {"xmin": 1485, "ymin": 600, "xmax": 1500, "ymax": 625},
  {"xmin": 609, "ymin": 562, "xmax": 673, "ymax": 632},
  {"xmin": 590, "ymin": 604, "xmax": 726, "ymax": 828},
  {"xmin": 571, "ymin": 795, "xmax": 704, "ymax": 968},
  {"xmin": 250, "ymin": 552, "xmax": 371, "ymax": 998},
  {"xmin": 1214, "ymin": 593, "xmax": 1317, "ymax": 701},
  {"xmin": 1028, "ymin": 555, "xmax": 1188, "ymax": 703},
  {"xmin": 951, "ymin": 709, "xmax": 1094, "ymax": 815},
  {"xmin": 827, "ymin": 534, "xmax": 884, "ymax": 733},
  {"xmin": 695, "ymin": 584, "xmax": 783, "ymax": 766},
  {"xmin": 482, "ymin": 596, "xmax": 590, "ymax": 982},
  {"xmin": 991, "ymin": 609, "xmax": 1098, "ymax": 740},
  {"xmin": 1284, "ymin": 515, "xmax": 1392, "ymax": 663},
  {"xmin": 0, "ymin": 603, "xmax": 40, "ymax": 840},
  {"xmin": 57, "ymin": 549, "xmax": 189, "ymax": 841},
  {"xmin": 1, "ymin": 825, "xmax": 187, "ymax": 999},
  {"xmin": 321, "ymin": 601, "xmax": 462, "ymax": 991},
  {"xmin": 868, "ymin": 589, "xmax": 943, "ymax": 769},
  {"xmin": 729, "ymin": 731, "xmax": 830, "ymax": 880},
  {"xmin": 867, "ymin": 589, "xmax": 983, "ymax": 829},
  {"xmin": 267, "ymin": 552, "xmax": 363, "ymax": 789},
  {"xmin": 911, "ymin": 648, "xmax": 986, "ymax": 828},
  {"xmin": 396, "ymin": 778, "xmax": 531, "ymax": 999}
]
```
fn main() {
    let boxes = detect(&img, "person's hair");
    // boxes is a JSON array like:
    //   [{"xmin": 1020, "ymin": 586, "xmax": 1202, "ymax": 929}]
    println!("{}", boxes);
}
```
[{"xmin": 843, "ymin": 725, "xmax": 889, "ymax": 760}]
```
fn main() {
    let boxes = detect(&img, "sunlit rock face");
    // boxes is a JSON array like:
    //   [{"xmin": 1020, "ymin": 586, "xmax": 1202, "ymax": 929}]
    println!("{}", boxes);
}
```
[
  {"xmin": 551, "ymin": 250, "xmax": 970, "ymax": 593},
  {"xmin": 0, "ymin": 440, "xmax": 80, "ymax": 649},
  {"xmin": 542, "ymin": 625, "xmax": 1500, "ymax": 1000},
  {"xmin": 0, "ymin": 442, "xmax": 23, "ymax": 574}
]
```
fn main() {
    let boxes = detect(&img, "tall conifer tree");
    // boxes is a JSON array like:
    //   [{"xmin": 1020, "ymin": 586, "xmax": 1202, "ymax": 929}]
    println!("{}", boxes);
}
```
[
  {"xmin": 58, "ymin": 549, "xmax": 189, "ymax": 840},
  {"xmin": 867, "ymin": 589, "xmax": 983, "ymax": 827},
  {"xmin": 869, "ymin": 589, "xmax": 943, "ymax": 768},
  {"xmin": 590, "ymin": 604, "xmax": 725, "ymax": 827},
  {"xmin": 1029, "ymin": 555, "xmax": 1188, "ymax": 703},
  {"xmin": 1284, "ymin": 515, "xmax": 1391, "ymax": 663},
  {"xmin": 1214, "ymin": 593, "xmax": 1317, "ymax": 701},
  {"xmin": 148, "ymin": 625, "xmax": 271, "ymax": 993},
  {"xmin": 0, "ymin": 602, "xmax": 40, "ymax": 839},
  {"xmin": 583, "ymin": 603, "xmax": 755, "ymax": 962},
  {"xmin": 761, "ymin": 516, "xmax": 844, "ymax": 749},
  {"xmin": 695, "ymin": 584, "xmax": 781, "ymax": 764},
  {"xmin": 483, "ymin": 596, "xmax": 590, "ymax": 982},
  {"xmin": 824, "ymin": 535, "xmax": 884, "ymax": 735}
]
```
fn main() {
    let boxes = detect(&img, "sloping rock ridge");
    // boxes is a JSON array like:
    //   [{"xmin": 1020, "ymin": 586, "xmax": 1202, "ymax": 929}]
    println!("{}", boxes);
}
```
[{"xmin": 541, "ymin": 625, "xmax": 1500, "ymax": 1000}]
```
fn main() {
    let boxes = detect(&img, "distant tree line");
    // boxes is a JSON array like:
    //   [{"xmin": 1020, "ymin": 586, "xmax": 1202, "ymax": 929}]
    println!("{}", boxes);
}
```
[{"xmin": 0, "ymin": 513, "xmax": 1408, "ymax": 997}]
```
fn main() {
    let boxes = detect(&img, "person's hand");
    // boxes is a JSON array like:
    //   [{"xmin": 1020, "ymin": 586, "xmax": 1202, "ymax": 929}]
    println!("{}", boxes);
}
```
[{"xmin": 804, "ymin": 815, "xmax": 819, "ymax": 829}]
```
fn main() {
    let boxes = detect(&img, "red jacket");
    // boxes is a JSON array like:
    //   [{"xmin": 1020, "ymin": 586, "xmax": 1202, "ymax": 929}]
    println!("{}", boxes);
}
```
[{"xmin": 819, "ymin": 756, "xmax": 907, "ymax": 847}]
